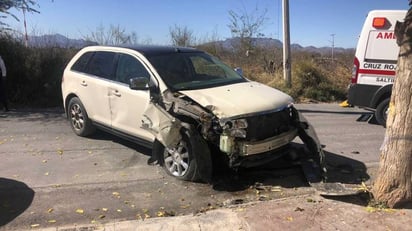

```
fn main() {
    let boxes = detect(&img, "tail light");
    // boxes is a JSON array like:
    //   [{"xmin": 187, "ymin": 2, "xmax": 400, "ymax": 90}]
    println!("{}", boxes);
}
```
[{"xmin": 351, "ymin": 57, "xmax": 359, "ymax": 84}]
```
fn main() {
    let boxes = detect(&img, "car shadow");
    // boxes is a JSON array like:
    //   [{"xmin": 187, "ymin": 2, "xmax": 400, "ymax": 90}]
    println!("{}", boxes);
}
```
[
  {"xmin": 88, "ymin": 130, "xmax": 152, "ymax": 157},
  {"xmin": 211, "ymin": 146, "xmax": 370, "ymax": 194},
  {"xmin": 0, "ymin": 178, "xmax": 35, "ymax": 226}
]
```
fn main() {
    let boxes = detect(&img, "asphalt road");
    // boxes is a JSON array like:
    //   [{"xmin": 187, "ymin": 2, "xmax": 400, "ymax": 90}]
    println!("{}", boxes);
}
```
[{"xmin": 0, "ymin": 104, "xmax": 385, "ymax": 230}]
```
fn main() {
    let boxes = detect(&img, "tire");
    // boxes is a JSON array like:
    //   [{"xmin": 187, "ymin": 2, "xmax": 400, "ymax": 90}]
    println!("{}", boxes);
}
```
[
  {"xmin": 67, "ymin": 97, "xmax": 96, "ymax": 136},
  {"xmin": 375, "ymin": 98, "xmax": 390, "ymax": 127},
  {"xmin": 155, "ymin": 128, "xmax": 212, "ymax": 182}
]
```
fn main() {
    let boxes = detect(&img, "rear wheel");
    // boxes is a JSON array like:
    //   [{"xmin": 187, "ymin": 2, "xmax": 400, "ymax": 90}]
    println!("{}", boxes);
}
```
[
  {"xmin": 375, "ymin": 98, "xmax": 390, "ymax": 127},
  {"xmin": 155, "ymin": 128, "xmax": 212, "ymax": 182},
  {"xmin": 67, "ymin": 97, "xmax": 96, "ymax": 136}
]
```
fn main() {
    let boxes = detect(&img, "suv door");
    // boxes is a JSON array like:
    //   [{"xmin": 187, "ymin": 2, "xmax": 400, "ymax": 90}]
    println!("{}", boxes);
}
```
[
  {"xmin": 76, "ymin": 51, "xmax": 116, "ymax": 126},
  {"xmin": 110, "ymin": 53, "xmax": 154, "ymax": 141}
]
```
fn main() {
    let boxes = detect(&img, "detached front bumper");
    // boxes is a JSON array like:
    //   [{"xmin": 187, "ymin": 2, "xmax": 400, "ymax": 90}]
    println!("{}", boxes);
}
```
[{"xmin": 238, "ymin": 128, "xmax": 298, "ymax": 156}]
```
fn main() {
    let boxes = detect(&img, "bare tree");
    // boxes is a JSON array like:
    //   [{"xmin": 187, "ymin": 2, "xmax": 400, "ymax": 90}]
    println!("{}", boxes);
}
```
[
  {"xmin": 169, "ymin": 24, "xmax": 196, "ymax": 47},
  {"xmin": 372, "ymin": 5, "xmax": 412, "ymax": 208},
  {"xmin": 83, "ymin": 24, "xmax": 141, "ymax": 46},
  {"xmin": 227, "ymin": 5, "xmax": 268, "ymax": 54}
]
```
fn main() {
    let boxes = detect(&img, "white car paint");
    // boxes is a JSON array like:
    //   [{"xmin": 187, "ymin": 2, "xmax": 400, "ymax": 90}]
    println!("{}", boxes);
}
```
[{"xmin": 180, "ymin": 81, "xmax": 293, "ymax": 119}]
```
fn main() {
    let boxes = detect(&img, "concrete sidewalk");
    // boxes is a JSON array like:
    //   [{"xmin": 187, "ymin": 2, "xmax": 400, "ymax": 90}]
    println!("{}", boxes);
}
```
[{"xmin": 39, "ymin": 194, "xmax": 411, "ymax": 231}]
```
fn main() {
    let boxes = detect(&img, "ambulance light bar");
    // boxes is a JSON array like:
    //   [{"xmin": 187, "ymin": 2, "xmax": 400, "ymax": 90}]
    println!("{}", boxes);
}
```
[{"xmin": 373, "ymin": 17, "xmax": 387, "ymax": 28}]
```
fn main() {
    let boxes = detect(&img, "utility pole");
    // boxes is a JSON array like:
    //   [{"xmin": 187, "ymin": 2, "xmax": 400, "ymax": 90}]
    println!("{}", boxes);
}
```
[
  {"xmin": 282, "ymin": 0, "xmax": 291, "ymax": 88},
  {"xmin": 330, "ymin": 34, "xmax": 335, "ymax": 62}
]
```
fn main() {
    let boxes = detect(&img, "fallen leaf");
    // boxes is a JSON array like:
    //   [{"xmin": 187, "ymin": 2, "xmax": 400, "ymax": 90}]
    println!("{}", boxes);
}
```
[
  {"xmin": 42, "ymin": 160, "xmax": 47, "ymax": 163},
  {"xmin": 112, "ymin": 192, "xmax": 120, "ymax": 197},
  {"xmin": 47, "ymin": 208, "xmax": 54, "ymax": 213},
  {"xmin": 98, "ymin": 215, "xmax": 106, "ymax": 219},
  {"xmin": 44, "ymin": 172, "xmax": 49, "ymax": 176},
  {"xmin": 30, "ymin": 224, "xmax": 40, "ymax": 228},
  {"xmin": 144, "ymin": 214, "xmax": 151, "ymax": 219},
  {"xmin": 356, "ymin": 182, "xmax": 370, "ymax": 193},
  {"xmin": 117, "ymin": 209, "xmax": 122, "ymax": 213},
  {"xmin": 76, "ymin": 209, "xmax": 84, "ymax": 214},
  {"xmin": 57, "ymin": 149, "xmax": 63, "ymax": 155},
  {"xmin": 180, "ymin": 204, "xmax": 191, "ymax": 209},
  {"xmin": 286, "ymin": 216, "xmax": 294, "ymax": 222},
  {"xmin": 48, "ymin": 220, "xmax": 57, "ymax": 223},
  {"xmin": 157, "ymin": 211, "xmax": 165, "ymax": 217},
  {"xmin": 365, "ymin": 206, "xmax": 377, "ymax": 213},
  {"xmin": 102, "ymin": 208, "xmax": 108, "ymax": 212},
  {"xmin": 383, "ymin": 208, "xmax": 395, "ymax": 213},
  {"xmin": 306, "ymin": 198, "xmax": 315, "ymax": 203}
]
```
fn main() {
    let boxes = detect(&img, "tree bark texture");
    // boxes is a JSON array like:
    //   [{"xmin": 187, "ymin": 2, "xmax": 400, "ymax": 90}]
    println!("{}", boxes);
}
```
[{"xmin": 372, "ymin": 7, "xmax": 412, "ymax": 208}]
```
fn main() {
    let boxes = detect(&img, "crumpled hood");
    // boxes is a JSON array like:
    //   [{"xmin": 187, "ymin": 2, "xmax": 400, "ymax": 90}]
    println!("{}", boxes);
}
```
[{"xmin": 179, "ymin": 81, "xmax": 293, "ymax": 118}]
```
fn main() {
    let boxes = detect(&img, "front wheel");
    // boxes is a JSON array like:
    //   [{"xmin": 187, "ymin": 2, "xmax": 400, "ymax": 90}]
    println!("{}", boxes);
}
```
[
  {"xmin": 375, "ymin": 98, "xmax": 390, "ymax": 127},
  {"xmin": 155, "ymin": 128, "xmax": 212, "ymax": 182}
]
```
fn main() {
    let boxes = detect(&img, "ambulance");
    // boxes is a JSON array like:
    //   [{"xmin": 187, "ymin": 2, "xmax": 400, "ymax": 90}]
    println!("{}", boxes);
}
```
[{"xmin": 347, "ymin": 10, "xmax": 407, "ymax": 126}]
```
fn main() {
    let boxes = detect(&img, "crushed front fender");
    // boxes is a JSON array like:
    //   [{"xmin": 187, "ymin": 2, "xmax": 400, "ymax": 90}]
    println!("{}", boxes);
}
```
[
  {"xmin": 295, "ymin": 110, "xmax": 327, "ymax": 182},
  {"xmin": 141, "ymin": 102, "xmax": 182, "ymax": 149}
]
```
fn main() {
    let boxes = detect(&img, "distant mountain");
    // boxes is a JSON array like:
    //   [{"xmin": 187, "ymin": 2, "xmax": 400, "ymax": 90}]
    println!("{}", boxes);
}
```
[
  {"xmin": 27, "ymin": 34, "xmax": 97, "ymax": 48},
  {"xmin": 25, "ymin": 34, "xmax": 354, "ymax": 55},
  {"xmin": 209, "ymin": 37, "xmax": 353, "ymax": 55}
]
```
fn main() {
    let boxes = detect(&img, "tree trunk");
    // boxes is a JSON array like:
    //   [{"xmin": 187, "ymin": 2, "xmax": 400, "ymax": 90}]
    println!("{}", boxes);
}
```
[{"xmin": 372, "ymin": 7, "xmax": 412, "ymax": 208}]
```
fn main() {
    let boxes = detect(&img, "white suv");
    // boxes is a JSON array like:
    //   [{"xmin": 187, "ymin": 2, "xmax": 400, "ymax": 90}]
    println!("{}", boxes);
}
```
[{"xmin": 61, "ymin": 45, "xmax": 325, "ymax": 182}]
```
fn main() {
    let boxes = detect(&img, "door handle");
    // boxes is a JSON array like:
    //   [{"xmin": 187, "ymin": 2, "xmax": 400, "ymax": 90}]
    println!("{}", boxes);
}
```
[
  {"xmin": 113, "ymin": 90, "xmax": 121, "ymax": 97},
  {"xmin": 80, "ymin": 81, "xmax": 87, "ymax": 86}
]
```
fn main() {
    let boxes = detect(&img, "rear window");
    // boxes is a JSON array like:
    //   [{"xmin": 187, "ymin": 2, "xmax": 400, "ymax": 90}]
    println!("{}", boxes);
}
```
[{"xmin": 71, "ymin": 52, "xmax": 94, "ymax": 72}]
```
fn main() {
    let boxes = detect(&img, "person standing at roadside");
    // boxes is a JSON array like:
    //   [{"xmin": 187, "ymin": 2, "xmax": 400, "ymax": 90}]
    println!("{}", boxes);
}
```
[{"xmin": 0, "ymin": 55, "xmax": 9, "ymax": 112}]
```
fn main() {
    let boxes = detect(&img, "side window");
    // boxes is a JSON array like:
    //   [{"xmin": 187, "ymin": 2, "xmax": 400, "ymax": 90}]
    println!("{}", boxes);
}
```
[
  {"xmin": 115, "ymin": 54, "xmax": 150, "ymax": 84},
  {"xmin": 86, "ymin": 51, "xmax": 116, "ymax": 80},
  {"xmin": 71, "ymin": 52, "xmax": 94, "ymax": 72}
]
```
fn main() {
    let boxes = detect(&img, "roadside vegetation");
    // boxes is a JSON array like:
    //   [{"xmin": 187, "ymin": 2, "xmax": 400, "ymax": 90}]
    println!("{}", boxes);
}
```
[{"xmin": 0, "ymin": 33, "xmax": 353, "ymax": 108}]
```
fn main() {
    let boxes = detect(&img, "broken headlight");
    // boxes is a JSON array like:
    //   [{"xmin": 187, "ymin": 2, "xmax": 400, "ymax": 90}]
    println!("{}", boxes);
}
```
[{"xmin": 223, "ymin": 118, "xmax": 248, "ymax": 138}]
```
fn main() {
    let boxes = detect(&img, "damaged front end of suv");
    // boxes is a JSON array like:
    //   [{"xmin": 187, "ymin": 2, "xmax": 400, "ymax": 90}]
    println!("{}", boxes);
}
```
[{"xmin": 142, "ymin": 84, "xmax": 326, "ymax": 183}]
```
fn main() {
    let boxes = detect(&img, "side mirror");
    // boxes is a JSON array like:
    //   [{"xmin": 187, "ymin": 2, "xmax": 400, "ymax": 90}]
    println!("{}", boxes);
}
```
[
  {"xmin": 234, "ymin": 67, "xmax": 243, "ymax": 76},
  {"xmin": 129, "ymin": 77, "xmax": 150, "ymax": 90}
]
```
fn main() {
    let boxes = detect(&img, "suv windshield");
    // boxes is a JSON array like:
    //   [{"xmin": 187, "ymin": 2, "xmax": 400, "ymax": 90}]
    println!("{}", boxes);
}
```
[{"xmin": 146, "ymin": 52, "xmax": 246, "ymax": 91}]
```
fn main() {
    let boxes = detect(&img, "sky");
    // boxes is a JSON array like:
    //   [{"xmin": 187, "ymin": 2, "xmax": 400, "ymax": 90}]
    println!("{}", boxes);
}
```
[{"xmin": 3, "ymin": 0, "xmax": 410, "ymax": 48}]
